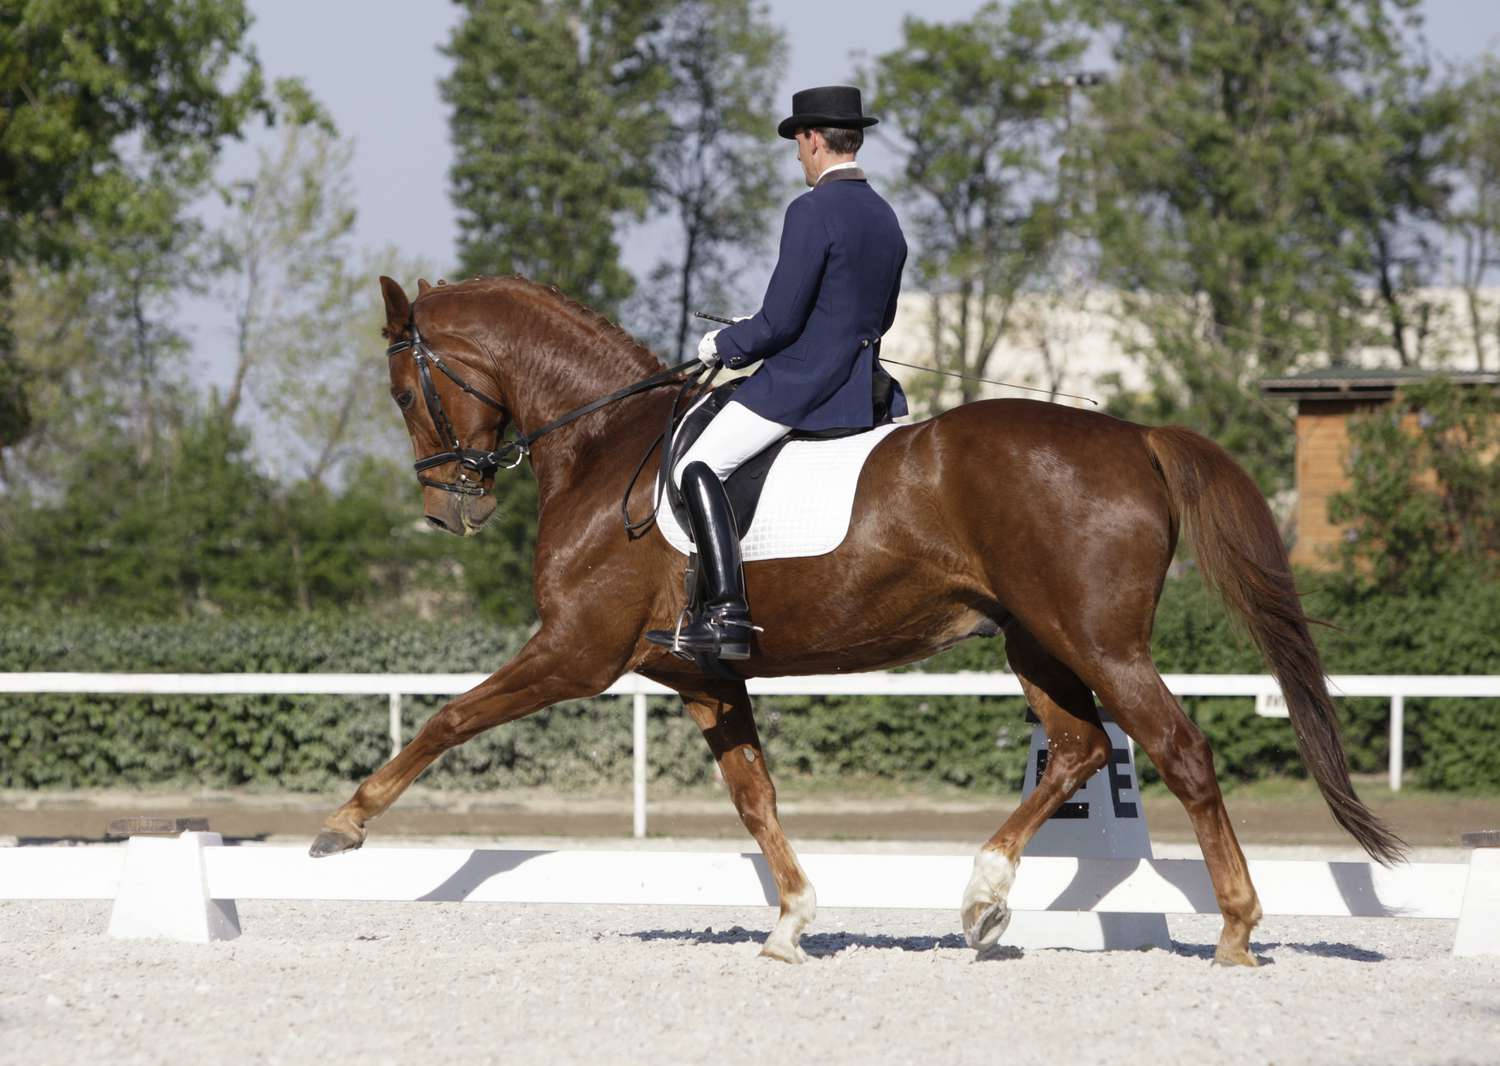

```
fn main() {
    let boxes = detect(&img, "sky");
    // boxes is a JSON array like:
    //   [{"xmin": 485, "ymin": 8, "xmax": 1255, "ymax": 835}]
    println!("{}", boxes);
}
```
[{"xmin": 187, "ymin": 0, "xmax": 1500, "ymax": 379}]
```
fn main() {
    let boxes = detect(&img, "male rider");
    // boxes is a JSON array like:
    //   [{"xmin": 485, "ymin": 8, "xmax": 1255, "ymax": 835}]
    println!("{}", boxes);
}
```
[{"xmin": 645, "ymin": 85, "xmax": 908, "ymax": 661}]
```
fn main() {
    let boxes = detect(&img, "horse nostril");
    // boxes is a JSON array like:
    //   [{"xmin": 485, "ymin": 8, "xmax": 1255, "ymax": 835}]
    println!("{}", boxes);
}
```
[{"xmin": 425, "ymin": 515, "xmax": 451, "ymax": 533}]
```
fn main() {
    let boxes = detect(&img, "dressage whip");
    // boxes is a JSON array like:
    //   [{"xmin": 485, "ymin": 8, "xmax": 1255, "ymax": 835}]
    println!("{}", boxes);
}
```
[{"xmin": 693, "ymin": 311, "xmax": 1099, "ymax": 407}]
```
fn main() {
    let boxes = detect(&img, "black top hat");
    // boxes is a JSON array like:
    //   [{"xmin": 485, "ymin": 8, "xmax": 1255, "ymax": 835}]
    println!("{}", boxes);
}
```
[{"xmin": 777, "ymin": 85, "xmax": 879, "ymax": 140}]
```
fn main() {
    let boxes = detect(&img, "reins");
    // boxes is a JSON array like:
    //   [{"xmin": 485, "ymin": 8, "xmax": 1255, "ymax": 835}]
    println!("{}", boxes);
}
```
[
  {"xmin": 387, "ymin": 318, "xmax": 709, "ymax": 499},
  {"xmin": 621, "ymin": 363, "xmax": 721, "ymax": 537}
]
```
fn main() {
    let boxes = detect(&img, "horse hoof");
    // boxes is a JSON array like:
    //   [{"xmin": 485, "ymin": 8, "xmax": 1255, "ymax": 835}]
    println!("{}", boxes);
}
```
[
  {"xmin": 963, "ymin": 900, "xmax": 1011, "ymax": 950},
  {"xmin": 759, "ymin": 938, "xmax": 808, "ymax": 964},
  {"xmin": 1212, "ymin": 946, "xmax": 1259, "ymax": 968},
  {"xmin": 309, "ymin": 828, "xmax": 363, "ymax": 858}
]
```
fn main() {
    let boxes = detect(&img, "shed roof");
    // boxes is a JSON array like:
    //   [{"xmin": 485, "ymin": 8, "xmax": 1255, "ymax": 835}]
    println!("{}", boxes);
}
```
[{"xmin": 1259, "ymin": 368, "xmax": 1500, "ymax": 402}]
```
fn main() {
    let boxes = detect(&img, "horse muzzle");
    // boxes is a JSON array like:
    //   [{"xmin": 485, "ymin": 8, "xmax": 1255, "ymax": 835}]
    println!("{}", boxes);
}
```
[{"xmin": 424, "ymin": 487, "xmax": 498, "ymax": 537}]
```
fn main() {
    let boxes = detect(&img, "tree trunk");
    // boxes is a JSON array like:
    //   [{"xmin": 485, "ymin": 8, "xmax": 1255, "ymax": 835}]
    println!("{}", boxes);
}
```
[
  {"xmin": 674, "ymin": 215, "xmax": 701, "ymax": 364},
  {"xmin": 1373, "ymin": 231, "xmax": 1411, "ymax": 367},
  {"xmin": 1463, "ymin": 226, "xmax": 1488, "ymax": 372},
  {"xmin": 308, "ymin": 378, "xmax": 359, "ymax": 485},
  {"xmin": 0, "ymin": 257, "xmax": 33, "ymax": 449},
  {"xmin": 130, "ymin": 281, "xmax": 157, "ymax": 465}
]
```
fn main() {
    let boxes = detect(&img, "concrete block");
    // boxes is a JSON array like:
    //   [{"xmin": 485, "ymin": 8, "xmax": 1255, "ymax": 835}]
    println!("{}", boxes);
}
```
[
  {"xmin": 107, "ymin": 831, "xmax": 240, "ymax": 943},
  {"xmin": 1454, "ymin": 841, "xmax": 1499, "ymax": 958}
]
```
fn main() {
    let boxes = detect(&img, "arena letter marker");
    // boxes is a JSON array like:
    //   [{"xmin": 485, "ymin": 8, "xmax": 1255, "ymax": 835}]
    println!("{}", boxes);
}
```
[{"xmin": 1005, "ymin": 712, "xmax": 1172, "ymax": 951}]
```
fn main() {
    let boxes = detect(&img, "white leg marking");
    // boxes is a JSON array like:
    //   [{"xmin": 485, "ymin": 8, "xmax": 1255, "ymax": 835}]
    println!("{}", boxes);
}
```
[
  {"xmin": 961, "ymin": 849, "xmax": 1016, "ymax": 950},
  {"xmin": 760, "ymin": 883, "xmax": 816, "ymax": 964}
]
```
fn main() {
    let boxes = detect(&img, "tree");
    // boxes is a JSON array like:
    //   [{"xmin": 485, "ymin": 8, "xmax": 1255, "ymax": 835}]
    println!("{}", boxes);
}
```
[
  {"xmin": 255, "ymin": 248, "xmax": 431, "ymax": 487},
  {"xmin": 1450, "ymin": 56, "xmax": 1500, "ymax": 372},
  {"xmin": 628, "ymin": 0, "xmax": 786, "ymax": 360},
  {"xmin": 0, "ymin": 146, "xmax": 215, "ymax": 494},
  {"xmin": 1328, "ymin": 379, "xmax": 1500, "ymax": 595},
  {"xmin": 1080, "ymin": 0, "xmax": 1448, "ymax": 491},
  {"xmin": 207, "ymin": 95, "xmax": 410, "ymax": 485},
  {"xmin": 1335, "ymin": 39, "xmax": 1456, "ymax": 371},
  {"xmin": 441, "ymin": 0, "xmax": 671, "ymax": 315},
  {"xmin": 867, "ymin": 0, "xmax": 1087, "ymax": 413},
  {"xmin": 0, "ymin": 0, "xmax": 273, "ymax": 448}
]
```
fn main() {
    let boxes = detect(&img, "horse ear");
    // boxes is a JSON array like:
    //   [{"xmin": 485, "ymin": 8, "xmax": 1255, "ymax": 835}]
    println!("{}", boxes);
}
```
[
  {"xmin": 417, "ymin": 278, "xmax": 432, "ymax": 296},
  {"xmin": 379, "ymin": 276, "xmax": 410, "ymax": 337}
]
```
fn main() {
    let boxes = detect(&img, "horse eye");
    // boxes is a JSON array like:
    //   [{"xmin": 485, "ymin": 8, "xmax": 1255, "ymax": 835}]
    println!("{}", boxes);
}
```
[{"xmin": 396, "ymin": 390, "xmax": 415, "ymax": 410}]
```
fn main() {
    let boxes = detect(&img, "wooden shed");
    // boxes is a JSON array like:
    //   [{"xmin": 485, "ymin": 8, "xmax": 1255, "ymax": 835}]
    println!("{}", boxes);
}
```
[{"xmin": 1259, "ymin": 368, "xmax": 1500, "ymax": 569}]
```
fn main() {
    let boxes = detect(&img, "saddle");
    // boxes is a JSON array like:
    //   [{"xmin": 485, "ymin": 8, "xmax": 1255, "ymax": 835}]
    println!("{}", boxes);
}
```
[{"xmin": 664, "ymin": 369, "xmax": 900, "ymax": 537}]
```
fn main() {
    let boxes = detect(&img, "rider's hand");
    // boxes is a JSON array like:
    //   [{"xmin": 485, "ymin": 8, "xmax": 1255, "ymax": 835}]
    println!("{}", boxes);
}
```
[{"xmin": 697, "ymin": 328, "xmax": 722, "ymax": 367}]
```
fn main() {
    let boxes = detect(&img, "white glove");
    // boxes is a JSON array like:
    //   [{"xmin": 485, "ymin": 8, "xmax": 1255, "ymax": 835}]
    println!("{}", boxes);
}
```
[{"xmin": 697, "ymin": 328, "xmax": 722, "ymax": 367}]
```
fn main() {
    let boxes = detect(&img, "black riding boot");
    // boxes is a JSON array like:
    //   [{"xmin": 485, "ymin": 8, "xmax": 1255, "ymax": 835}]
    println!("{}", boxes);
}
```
[{"xmin": 645, "ymin": 461, "xmax": 755, "ymax": 661}]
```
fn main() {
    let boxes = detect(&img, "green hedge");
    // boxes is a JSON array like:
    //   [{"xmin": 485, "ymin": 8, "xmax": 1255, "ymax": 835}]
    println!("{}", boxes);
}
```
[
  {"xmin": 2, "ymin": 572, "xmax": 1497, "ymax": 792},
  {"xmin": 1144, "ymin": 571, "xmax": 1500, "ymax": 790}
]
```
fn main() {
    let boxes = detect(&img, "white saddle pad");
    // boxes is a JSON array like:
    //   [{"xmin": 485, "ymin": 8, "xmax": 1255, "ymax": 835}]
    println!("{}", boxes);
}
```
[{"xmin": 656, "ymin": 423, "xmax": 905, "ymax": 561}]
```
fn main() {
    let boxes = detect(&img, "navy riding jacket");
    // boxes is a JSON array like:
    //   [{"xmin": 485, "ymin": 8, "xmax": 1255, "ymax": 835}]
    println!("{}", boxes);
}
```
[{"xmin": 714, "ymin": 169, "xmax": 908, "ymax": 431}]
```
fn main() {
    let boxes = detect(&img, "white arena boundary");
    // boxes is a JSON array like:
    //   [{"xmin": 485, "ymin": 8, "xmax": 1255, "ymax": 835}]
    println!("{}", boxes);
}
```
[
  {"xmin": 0, "ymin": 842, "xmax": 1473, "ymax": 917},
  {"xmin": 1, "ymin": 671, "xmax": 1495, "ymax": 956},
  {"xmin": 2, "ymin": 842, "xmax": 1496, "ymax": 956}
]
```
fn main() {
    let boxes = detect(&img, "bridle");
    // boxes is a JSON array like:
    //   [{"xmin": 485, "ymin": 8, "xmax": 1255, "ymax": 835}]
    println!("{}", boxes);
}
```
[
  {"xmin": 385, "ymin": 316, "xmax": 710, "ymax": 500},
  {"xmin": 386, "ymin": 324, "xmax": 521, "ymax": 496}
]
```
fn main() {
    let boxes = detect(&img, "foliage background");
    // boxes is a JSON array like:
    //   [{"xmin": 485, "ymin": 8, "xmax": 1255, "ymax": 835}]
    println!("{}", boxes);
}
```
[
  {"xmin": 5, "ymin": 567, "xmax": 1497, "ymax": 792},
  {"xmin": 1, "ymin": 1, "xmax": 1498, "ymax": 798}
]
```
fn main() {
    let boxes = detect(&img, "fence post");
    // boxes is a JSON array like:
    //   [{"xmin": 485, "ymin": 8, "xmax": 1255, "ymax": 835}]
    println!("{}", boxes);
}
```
[
  {"xmin": 633, "ymin": 690, "xmax": 648, "ymax": 839},
  {"xmin": 1388, "ymin": 693, "xmax": 1405, "ymax": 792},
  {"xmin": 389, "ymin": 692, "xmax": 402, "ymax": 761}
]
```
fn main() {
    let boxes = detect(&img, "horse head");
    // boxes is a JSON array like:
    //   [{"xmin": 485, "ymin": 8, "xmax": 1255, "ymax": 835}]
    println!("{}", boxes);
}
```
[
  {"xmin": 380, "ymin": 275, "xmax": 505, "ymax": 536},
  {"xmin": 378, "ymin": 274, "xmax": 668, "ymax": 538}
]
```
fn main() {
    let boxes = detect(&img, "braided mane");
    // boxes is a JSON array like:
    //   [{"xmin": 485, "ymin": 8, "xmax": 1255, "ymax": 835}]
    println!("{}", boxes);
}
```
[{"xmin": 408, "ymin": 275, "xmax": 663, "ymax": 375}]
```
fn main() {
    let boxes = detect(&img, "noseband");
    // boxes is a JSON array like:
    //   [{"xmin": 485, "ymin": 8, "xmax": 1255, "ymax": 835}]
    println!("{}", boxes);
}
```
[{"xmin": 386, "ymin": 326, "xmax": 525, "ymax": 496}]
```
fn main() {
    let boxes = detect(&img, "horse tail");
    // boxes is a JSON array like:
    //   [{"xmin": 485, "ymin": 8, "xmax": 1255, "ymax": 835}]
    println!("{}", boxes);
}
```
[{"xmin": 1144, "ymin": 425, "xmax": 1406, "ymax": 865}]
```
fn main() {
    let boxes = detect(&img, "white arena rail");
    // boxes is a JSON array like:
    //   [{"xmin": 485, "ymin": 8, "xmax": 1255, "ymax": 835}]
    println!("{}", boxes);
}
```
[{"xmin": 1, "ymin": 671, "xmax": 1498, "ymax": 836}]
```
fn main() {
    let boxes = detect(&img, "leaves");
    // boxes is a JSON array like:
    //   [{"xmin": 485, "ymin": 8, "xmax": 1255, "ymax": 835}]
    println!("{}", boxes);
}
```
[
  {"xmin": 628, "ymin": 0, "xmax": 788, "ymax": 360},
  {"xmin": 1328, "ymin": 377, "xmax": 1500, "ymax": 593},
  {"xmin": 1450, "ymin": 56, "xmax": 1500, "ymax": 371},
  {"xmin": 441, "ymin": 0, "xmax": 671, "ymax": 313},
  {"xmin": 868, "ymin": 0, "xmax": 1087, "ymax": 409},
  {"xmin": 0, "ymin": 0, "xmax": 273, "ymax": 448},
  {"xmin": 4, "ymin": 575, "xmax": 1498, "ymax": 790},
  {"xmin": 1081, "ymin": 0, "xmax": 1447, "ymax": 492}
]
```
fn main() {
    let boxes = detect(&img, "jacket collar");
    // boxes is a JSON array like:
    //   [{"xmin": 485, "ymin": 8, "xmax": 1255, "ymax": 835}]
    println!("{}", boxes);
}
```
[{"xmin": 815, "ymin": 163, "xmax": 865, "ymax": 187}]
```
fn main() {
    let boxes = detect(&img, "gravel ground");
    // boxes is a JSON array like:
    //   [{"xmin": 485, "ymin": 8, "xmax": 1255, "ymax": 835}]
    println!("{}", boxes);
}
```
[{"xmin": 2, "ymin": 896, "xmax": 1497, "ymax": 1066}]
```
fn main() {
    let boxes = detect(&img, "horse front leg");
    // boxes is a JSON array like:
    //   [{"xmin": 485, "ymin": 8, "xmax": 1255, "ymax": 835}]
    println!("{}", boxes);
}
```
[
  {"xmin": 310, "ymin": 635, "xmax": 615, "ymax": 857},
  {"xmin": 678, "ymin": 681, "xmax": 816, "ymax": 963}
]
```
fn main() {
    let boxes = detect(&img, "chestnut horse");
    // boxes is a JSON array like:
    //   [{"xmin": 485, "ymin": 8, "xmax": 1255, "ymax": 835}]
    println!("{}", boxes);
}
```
[{"xmin": 311, "ymin": 275, "xmax": 1402, "ymax": 966}]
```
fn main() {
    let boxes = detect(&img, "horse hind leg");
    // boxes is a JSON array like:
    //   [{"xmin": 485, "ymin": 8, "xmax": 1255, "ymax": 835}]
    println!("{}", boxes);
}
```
[
  {"xmin": 1090, "ymin": 658, "xmax": 1263, "ymax": 966},
  {"xmin": 961, "ymin": 624, "xmax": 1112, "ymax": 951},
  {"xmin": 678, "ymin": 681, "xmax": 815, "ymax": 963}
]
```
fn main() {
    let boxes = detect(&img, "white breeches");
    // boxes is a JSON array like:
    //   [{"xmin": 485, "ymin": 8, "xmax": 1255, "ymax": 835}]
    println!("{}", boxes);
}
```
[{"xmin": 673, "ymin": 400, "xmax": 792, "ymax": 488}]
